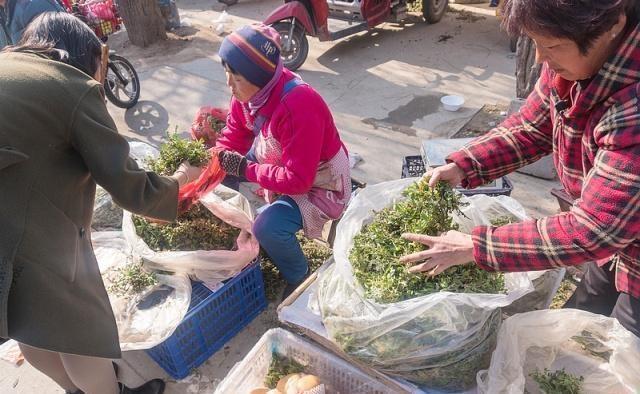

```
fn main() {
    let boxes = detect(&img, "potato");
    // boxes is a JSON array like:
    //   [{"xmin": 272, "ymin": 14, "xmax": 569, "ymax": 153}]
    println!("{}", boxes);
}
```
[
  {"xmin": 277, "ymin": 373, "xmax": 304, "ymax": 393},
  {"xmin": 296, "ymin": 375, "xmax": 321, "ymax": 391},
  {"xmin": 250, "ymin": 389, "xmax": 270, "ymax": 394}
]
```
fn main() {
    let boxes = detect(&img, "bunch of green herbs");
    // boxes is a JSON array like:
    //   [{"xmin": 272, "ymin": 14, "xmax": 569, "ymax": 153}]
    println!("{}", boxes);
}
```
[
  {"xmin": 109, "ymin": 262, "xmax": 158, "ymax": 296},
  {"xmin": 264, "ymin": 353, "xmax": 306, "ymax": 389},
  {"xmin": 261, "ymin": 234, "xmax": 332, "ymax": 301},
  {"xmin": 135, "ymin": 132, "xmax": 237, "ymax": 251},
  {"xmin": 530, "ymin": 368, "xmax": 584, "ymax": 394},
  {"xmin": 145, "ymin": 131, "xmax": 210, "ymax": 175},
  {"xmin": 350, "ymin": 180, "xmax": 505, "ymax": 303},
  {"xmin": 133, "ymin": 204, "xmax": 239, "ymax": 251}
]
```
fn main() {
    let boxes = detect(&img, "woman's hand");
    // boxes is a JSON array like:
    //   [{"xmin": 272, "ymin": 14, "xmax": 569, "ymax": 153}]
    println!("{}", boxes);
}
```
[
  {"xmin": 423, "ymin": 163, "xmax": 465, "ymax": 188},
  {"xmin": 171, "ymin": 161, "xmax": 203, "ymax": 187},
  {"xmin": 218, "ymin": 150, "xmax": 248, "ymax": 177},
  {"xmin": 399, "ymin": 230, "xmax": 475, "ymax": 275}
]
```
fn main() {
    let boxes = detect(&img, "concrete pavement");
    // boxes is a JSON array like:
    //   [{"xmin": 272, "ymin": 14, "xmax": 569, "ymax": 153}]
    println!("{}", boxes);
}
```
[{"xmin": 0, "ymin": 1, "xmax": 561, "ymax": 393}]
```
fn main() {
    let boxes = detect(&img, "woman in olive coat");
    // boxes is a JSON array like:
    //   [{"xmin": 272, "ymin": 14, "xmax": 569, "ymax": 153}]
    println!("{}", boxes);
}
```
[{"xmin": 0, "ymin": 13, "xmax": 201, "ymax": 394}]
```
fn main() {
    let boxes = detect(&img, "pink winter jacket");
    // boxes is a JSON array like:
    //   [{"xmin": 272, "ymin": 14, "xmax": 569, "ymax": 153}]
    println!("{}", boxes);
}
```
[{"xmin": 216, "ymin": 69, "xmax": 345, "ymax": 195}]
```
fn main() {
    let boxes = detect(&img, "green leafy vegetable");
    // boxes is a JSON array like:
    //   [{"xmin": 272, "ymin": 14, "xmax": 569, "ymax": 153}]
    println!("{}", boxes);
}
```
[
  {"xmin": 530, "ymin": 368, "xmax": 584, "ymax": 394},
  {"xmin": 109, "ymin": 262, "xmax": 158, "ymax": 296},
  {"xmin": 350, "ymin": 180, "xmax": 505, "ymax": 303},
  {"xmin": 133, "ymin": 204, "xmax": 239, "ymax": 251},
  {"xmin": 146, "ymin": 131, "xmax": 210, "ymax": 175},
  {"xmin": 264, "ymin": 353, "xmax": 305, "ymax": 389},
  {"xmin": 261, "ymin": 234, "xmax": 332, "ymax": 301}
]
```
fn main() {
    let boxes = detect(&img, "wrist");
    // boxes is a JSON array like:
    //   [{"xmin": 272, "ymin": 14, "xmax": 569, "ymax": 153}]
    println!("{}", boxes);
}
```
[{"xmin": 171, "ymin": 171, "xmax": 188, "ymax": 187}]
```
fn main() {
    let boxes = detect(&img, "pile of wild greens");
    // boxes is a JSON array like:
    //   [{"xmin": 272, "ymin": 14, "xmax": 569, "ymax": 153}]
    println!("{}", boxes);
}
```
[
  {"xmin": 108, "ymin": 261, "xmax": 158, "ymax": 297},
  {"xmin": 135, "ymin": 132, "xmax": 238, "ymax": 251},
  {"xmin": 530, "ymin": 368, "xmax": 584, "ymax": 394},
  {"xmin": 261, "ymin": 234, "xmax": 332, "ymax": 301},
  {"xmin": 317, "ymin": 179, "xmax": 518, "ymax": 392},
  {"xmin": 350, "ymin": 180, "xmax": 505, "ymax": 303},
  {"xmin": 264, "ymin": 353, "xmax": 306, "ymax": 389},
  {"xmin": 145, "ymin": 131, "xmax": 210, "ymax": 175},
  {"xmin": 133, "ymin": 204, "xmax": 239, "ymax": 251}
]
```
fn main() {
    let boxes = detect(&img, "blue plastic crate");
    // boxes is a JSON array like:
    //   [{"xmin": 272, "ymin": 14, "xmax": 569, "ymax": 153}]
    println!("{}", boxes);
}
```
[{"xmin": 146, "ymin": 260, "xmax": 266, "ymax": 379}]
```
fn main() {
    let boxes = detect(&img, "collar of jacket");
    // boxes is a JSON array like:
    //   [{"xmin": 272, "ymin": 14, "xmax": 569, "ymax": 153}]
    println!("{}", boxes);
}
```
[{"xmin": 553, "ymin": 22, "xmax": 640, "ymax": 118}]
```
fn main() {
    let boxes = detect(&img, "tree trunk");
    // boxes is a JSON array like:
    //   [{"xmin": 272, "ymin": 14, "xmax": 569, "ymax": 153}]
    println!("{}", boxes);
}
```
[
  {"xmin": 116, "ymin": 0, "xmax": 166, "ymax": 47},
  {"xmin": 515, "ymin": 36, "xmax": 542, "ymax": 99}
]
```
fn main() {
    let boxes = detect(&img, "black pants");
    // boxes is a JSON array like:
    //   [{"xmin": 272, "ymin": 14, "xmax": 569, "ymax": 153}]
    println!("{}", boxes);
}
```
[{"xmin": 564, "ymin": 261, "xmax": 640, "ymax": 338}]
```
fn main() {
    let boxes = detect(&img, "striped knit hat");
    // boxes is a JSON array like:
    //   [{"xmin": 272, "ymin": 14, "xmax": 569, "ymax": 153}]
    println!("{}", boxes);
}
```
[{"xmin": 219, "ymin": 24, "xmax": 281, "ymax": 88}]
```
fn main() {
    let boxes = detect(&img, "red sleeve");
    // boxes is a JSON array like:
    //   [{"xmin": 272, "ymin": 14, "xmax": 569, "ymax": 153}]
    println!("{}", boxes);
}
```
[{"xmin": 472, "ymin": 90, "xmax": 640, "ymax": 272}]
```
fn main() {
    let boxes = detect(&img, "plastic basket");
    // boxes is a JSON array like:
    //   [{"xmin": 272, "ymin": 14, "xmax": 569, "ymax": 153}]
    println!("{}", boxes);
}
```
[
  {"xmin": 401, "ymin": 155, "xmax": 514, "ymax": 196},
  {"xmin": 73, "ymin": 0, "xmax": 122, "ymax": 39},
  {"xmin": 146, "ymin": 260, "xmax": 267, "ymax": 379},
  {"xmin": 214, "ymin": 328, "xmax": 397, "ymax": 394},
  {"xmin": 93, "ymin": 18, "xmax": 120, "ymax": 38}
]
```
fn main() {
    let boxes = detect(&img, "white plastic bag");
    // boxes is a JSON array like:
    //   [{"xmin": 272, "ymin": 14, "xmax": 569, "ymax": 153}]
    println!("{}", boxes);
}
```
[
  {"xmin": 477, "ymin": 309, "xmax": 640, "ymax": 394},
  {"xmin": 128, "ymin": 141, "xmax": 159, "ymax": 170},
  {"xmin": 454, "ymin": 194, "xmax": 566, "ymax": 314},
  {"xmin": 215, "ymin": 10, "xmax": 229, "ymax": 35},
  {"xmin": 316, "ymin": 178, "xmax": 538, "ymax": 391},
  {"xmin": 0, "ymin": 340, "xmax": 23, "ymax": 366},
  {"xmin": 93, "ymin": 231, "xmax": 191, "ymax": 351},
  {"xmin": 123, "ymin": 184, "xmax": 259, "ymax": 290}
]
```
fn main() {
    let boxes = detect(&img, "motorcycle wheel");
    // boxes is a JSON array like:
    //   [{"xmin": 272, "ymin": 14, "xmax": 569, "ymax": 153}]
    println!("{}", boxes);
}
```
[
  {"xmin": 104, "ymin": 54, "xmax": 141, "ymax": 109},
  {"xmin": 422, "ymin": 0, "xmax": 448, "ymax": 23},
  {"xmin": 272, "ymin": 20, "xmax": 309, "ymax": 71}
]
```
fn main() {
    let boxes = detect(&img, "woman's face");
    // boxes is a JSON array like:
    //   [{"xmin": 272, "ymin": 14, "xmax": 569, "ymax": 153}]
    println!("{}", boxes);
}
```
[
  {"xmin": 224, "ymin": 66, "xmax": 260, "ymax": 103},
  {"xmin": 529, "ymin": 13, "xmax": 627, "ymax": 81}
]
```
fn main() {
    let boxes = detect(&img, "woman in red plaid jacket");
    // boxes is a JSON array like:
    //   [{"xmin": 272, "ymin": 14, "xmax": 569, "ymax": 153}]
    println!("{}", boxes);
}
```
[{"xmin": 401, "ymin": 0, "xmax": 640, "ymax": 338}]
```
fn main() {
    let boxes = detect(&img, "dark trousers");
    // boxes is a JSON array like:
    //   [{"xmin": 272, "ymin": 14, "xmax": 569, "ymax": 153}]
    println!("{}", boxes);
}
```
[{"xmin": 564, "ymin": 261, "xmax": 640, "ymax": 338}]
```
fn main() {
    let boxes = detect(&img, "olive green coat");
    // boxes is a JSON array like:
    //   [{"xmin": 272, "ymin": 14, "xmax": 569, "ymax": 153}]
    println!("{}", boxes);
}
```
[{"xmin": 0, "ymin": 52, "xmax": 178, "ymax": 358}]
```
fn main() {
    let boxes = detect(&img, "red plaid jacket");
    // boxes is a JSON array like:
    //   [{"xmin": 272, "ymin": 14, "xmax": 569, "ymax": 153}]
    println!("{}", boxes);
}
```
[{"xmin": 448, "ymin": 24, "xmax": 640, "ymax": 298}]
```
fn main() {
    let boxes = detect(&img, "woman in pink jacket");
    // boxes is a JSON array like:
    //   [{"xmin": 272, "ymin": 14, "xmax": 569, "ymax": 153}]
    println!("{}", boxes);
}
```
[{"xmin": 216, "ymin": 24, "xmax": 351, "ymax": 299}]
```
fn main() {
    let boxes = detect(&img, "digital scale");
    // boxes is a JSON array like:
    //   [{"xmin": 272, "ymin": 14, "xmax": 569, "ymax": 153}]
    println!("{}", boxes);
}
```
[{"xmin": 420, "ymin": 138, "xmax": 510, "ymax": 195}]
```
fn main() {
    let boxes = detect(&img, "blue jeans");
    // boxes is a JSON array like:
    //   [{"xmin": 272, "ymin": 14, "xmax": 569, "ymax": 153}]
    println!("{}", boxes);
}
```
[{"xmin": 253, "ymin": 196, "xmax": 308, "ymax": 284}]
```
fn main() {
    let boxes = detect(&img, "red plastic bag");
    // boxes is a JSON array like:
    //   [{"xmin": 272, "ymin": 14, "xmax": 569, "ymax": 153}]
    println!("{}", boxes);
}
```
[
  {"xmin": 87, "ymin": 0, "xmax": 115, "ymax": 21},
  {"xmin": 177, "ymin": 148, "xmax": 227, "ymax": 213},
  {"xmin": 190, "ymin": 107, "xmax": 228, "ymax": 149}
]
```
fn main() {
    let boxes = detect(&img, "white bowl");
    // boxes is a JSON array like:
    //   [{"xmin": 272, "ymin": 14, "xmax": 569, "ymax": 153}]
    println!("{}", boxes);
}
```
[{"xmin": 441, "ymin": 95, "xmax": 465, "ymax": 112}]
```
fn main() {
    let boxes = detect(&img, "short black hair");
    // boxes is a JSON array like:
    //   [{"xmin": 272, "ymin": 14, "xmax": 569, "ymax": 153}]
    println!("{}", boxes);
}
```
[
  {"xmin": 221, "ymin": 60, "xmax": 237, "ymax": 75},
  {"xmin": 4, "ymin": 12, "xmax": 102, "ymax": 77},
  {"xmin": 502, "ymin": 0, "xmax": 634, "ymax": 54}
]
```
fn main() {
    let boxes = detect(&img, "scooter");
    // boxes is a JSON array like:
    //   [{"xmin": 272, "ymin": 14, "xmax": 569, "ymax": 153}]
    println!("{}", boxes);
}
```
[
  {"xmin": 265, "ymin": 0, "xmax": 448, "ymax": 70},
  {"xmin": 62, "ymin": 0, "xmax": 141, "ymax": 108}
]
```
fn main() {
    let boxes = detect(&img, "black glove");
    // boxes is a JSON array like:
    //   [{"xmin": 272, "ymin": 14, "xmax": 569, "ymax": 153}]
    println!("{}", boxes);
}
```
[{"xmin": 219, "ymin": 150, "xmax": 248, "ymax": 177}]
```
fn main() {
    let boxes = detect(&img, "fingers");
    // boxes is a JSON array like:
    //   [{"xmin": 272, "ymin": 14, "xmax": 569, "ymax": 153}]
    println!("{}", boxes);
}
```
[
  {"xmin": 427, "ymin": 170, "xmax": 441, "ymax": 188},
  {"xmin": 406, "ymin": 257, "xmax": 455, "ymax": 275},
  {"xmin": 402, "ymin": 232, "xmax": 437, "ymax": 246},
  {"xmin": 407, "ymin": 259, "xmax": 439, "ymax": 274},
  {"xmin": 399, "ymin": 249, "xmax": 432, "ymax": 264}
]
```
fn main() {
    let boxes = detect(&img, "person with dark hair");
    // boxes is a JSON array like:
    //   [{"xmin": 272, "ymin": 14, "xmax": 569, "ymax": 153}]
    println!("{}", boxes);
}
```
[
  {"xmin": 215, "ymin": 24, "xmax": 351, "ymax": 301},
  {"xmin": 0, "ymin": 12, "xmax": 202, "ymax": 394},
  {"xmin": 401, "ymin": 0, "xmax": 640, "ymax": 338},
  {"xmin": 0, "ymin": 0, "xmax": 63, "ymax": 49}
]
